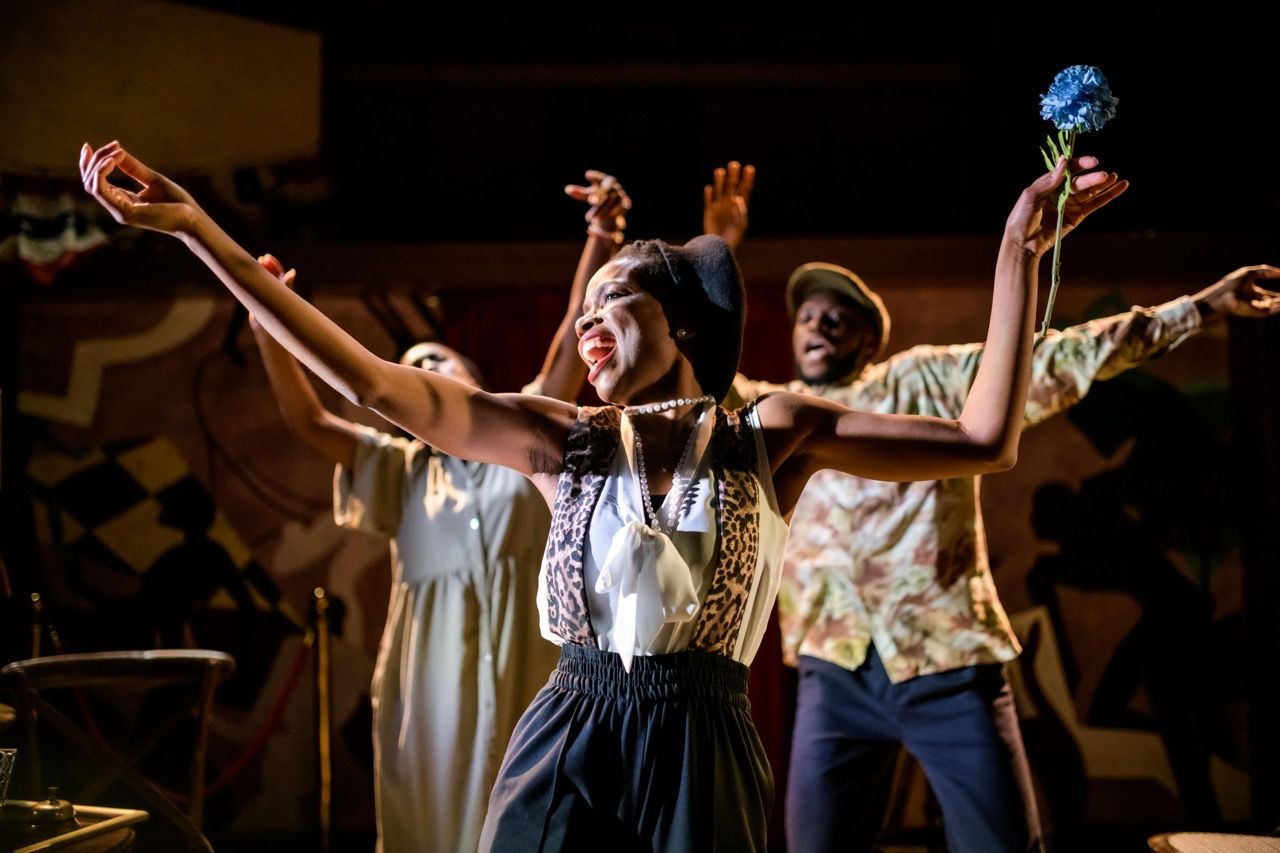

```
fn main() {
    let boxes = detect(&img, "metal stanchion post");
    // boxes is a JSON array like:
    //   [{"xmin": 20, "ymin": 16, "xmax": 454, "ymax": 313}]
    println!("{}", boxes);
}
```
[
  {"xmin": 29, "ymin": 592, "xmax": 43, "ymax": 658},
  {"xmin": 28, "ymin": 592, "xmax": 63, "ymax": 659},
  {"xmin": 313, "ymin": 587, "xmax": 332, "ymax": 853}
]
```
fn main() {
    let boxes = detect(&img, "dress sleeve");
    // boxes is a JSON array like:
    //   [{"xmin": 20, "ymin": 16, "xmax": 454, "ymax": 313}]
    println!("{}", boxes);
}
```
[{"xmin": 332, "ymin": 423, "xmax": 414, "ymax": 538}]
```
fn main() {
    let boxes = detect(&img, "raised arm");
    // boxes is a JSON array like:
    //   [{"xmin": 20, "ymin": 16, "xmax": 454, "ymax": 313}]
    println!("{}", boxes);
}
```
[
  {"xmin": 703, "ymin": 160, "xmax": 755, "ymax": 252},
  {"xmin": 759, "ymin": 156, "xmax": 1128, "ymax": 510},
  {"xmin": 532, "ymin": 171, "xmax": 631, "ymax": 401},
  {"xmin": 249, "ymin": 256, "xmax": 359, "ymax": 470},
  {"xmin": 1021, "ymin": 263, "xmax": 1280, "ymax": 424},
  {"xmin": 80, "ymin": 142, "xmax": 575, "ymax": 481},
  {"xmin": 902, "ymin": 264, "xmax": 1280, "ymax": 429}
]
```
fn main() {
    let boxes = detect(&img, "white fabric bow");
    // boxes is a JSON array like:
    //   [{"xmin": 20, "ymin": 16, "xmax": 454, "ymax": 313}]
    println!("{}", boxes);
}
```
[{"xmin": 594, "ymin": 519, "xmax": 699, "ymax": 672}]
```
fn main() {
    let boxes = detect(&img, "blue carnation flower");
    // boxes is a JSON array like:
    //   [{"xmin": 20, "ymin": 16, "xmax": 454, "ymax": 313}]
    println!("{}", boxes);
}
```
[{"xmin": 1039, "ymin": 65, "xmax": 1119, "ymax": 133}]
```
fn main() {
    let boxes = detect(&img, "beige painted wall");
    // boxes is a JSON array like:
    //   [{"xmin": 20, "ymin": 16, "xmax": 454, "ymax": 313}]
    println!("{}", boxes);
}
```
[{"xmin": 1, "ymin": 0, "xmax": 320, "ymax": 177}]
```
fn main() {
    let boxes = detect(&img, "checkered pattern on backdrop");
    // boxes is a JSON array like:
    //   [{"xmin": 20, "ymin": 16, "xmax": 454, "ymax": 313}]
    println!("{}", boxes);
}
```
[{"xmin": 26, "ymin": 435, "xmax": 299, "ymax": 629}]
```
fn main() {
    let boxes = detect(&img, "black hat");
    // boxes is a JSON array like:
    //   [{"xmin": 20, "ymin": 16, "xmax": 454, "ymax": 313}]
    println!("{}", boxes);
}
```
[
  {"xmin": 620, "ymin": 235, "xmax": 745, "ymax": 402},
  {"xmin": 785, "ymin": 262, "xmax": 891, "ymax": 362}
]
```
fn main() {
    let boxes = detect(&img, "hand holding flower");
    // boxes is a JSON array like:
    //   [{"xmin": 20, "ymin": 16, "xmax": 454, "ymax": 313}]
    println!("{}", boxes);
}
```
[
  {"xmin": 1035, "ymin": 65, "xmax": 1120, "ymax": 336},
  {"xmin": 1007, "ymin": 155, "xmax": 1128, "ymax": 258}
]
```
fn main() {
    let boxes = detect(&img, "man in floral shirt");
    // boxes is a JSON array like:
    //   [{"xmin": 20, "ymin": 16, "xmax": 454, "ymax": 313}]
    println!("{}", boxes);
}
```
[{"xmin": 705, "ymin": 161, "xmax": 1280, "ymax": 853}]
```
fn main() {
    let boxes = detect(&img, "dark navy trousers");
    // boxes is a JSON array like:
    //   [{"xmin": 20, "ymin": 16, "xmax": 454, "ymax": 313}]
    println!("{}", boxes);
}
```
[{"xmin": 786, "ymin": 647, "xmax": 1042, "ymax": 853}]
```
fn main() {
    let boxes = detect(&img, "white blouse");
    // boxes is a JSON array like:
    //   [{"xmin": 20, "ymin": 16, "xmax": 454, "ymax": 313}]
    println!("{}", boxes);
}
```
[{"xmin": 571, "ymin": 404, "xmax": 788, "ymax": 670}]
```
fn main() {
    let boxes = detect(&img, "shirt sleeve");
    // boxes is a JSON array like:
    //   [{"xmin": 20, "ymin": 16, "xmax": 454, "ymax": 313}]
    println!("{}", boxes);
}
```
[
  {"xmin": 866, "ymin": 297, "xmax": 1201, "ymax": 424},
  {"xmin": 824, "ymin": 345, "xmax": 985, "ymax": 419},
  {"xmin": 1022, "ymin": 296, "xmax": 1201, "ymax": 426},
  {"xmin": 332, "ymin": 423, "xmax": 414, "ymax": 538}
]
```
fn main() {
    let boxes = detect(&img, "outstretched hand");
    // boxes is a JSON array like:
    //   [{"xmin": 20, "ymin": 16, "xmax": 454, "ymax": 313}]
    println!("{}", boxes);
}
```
[
  {"xmin": 1006, "ymin": 155, "xmax": 1127, "ymax": 257},
  {"xmin": 1193, "ymin": 265, "xmax": 1280, "ymax": 319},
  {"xmin": 79, "ymin": 141, "xmax": 201, "ymax": 235},
  {"xmin": 565, "ymin": 170, "xmax": 631, "ymax": 243},
  {"xmin": 249, "ymin": 254, "xmax": 298, "ymax": 331},
  {"xmin": 702, "ymin": 160, "xmax": 755, "ymax": 251}
]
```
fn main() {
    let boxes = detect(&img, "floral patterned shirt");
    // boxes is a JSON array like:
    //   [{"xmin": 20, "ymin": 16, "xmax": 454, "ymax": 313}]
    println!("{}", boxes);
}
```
[{"xmin": 727, "ymin": 297, "xmax": 1201, "ymax": 682}]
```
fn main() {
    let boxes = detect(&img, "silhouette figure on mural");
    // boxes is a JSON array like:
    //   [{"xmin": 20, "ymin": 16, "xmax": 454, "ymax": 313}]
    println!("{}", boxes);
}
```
[
  {"xmin": 1028, "ymin": 369, "xmax": 1230, "ymax": 825},
  {"xmin": 142, "ymin": 477, "xmax": 258, "ymax": 654}
]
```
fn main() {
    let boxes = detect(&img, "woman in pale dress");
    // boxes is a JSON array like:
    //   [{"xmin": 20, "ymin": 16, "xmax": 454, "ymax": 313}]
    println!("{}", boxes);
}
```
[
  {"xmin": 246, "ymin": 171, "xmax": 628, "ymax": 852},
  {"xmin": 80, "ymin": 139, "xmax": 1124, "ymax": 850}
]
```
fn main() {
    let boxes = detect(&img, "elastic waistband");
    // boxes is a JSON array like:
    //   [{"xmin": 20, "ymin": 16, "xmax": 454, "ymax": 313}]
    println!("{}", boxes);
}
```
[{"xmin": 552, "ymin": 644, "xmax": 750, "ymax": 708}]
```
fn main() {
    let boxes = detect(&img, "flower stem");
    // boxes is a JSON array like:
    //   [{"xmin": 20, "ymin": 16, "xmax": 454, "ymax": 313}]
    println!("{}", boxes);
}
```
[{"xmin": 1038, "ymin": 131, "xmax": 1076, "ymax": 339}]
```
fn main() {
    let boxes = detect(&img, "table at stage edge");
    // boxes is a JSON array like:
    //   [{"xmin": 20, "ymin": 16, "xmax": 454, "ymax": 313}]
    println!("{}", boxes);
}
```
[
  {"xmin": 0, "ymin": 800, "xmax": 146, "ymax": 852},
  {"xmin": 1149, "ymin": 831, "xmax": 1280, "ymax": 852}
]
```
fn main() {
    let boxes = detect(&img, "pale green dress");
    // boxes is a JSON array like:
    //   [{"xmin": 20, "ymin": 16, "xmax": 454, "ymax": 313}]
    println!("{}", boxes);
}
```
[{"xmin": 335, "ymin": 424, "xmax": 558, "ymax": 853}]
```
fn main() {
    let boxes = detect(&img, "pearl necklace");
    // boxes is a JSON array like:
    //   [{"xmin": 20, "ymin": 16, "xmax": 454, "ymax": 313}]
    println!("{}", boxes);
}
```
[
  {"xmin": 623, "ymin": 394, "xmax": 715, "ymax": 417},
  {"xmin": 629, "ymin": 400, "xmax": 711, "ymax": 533}
]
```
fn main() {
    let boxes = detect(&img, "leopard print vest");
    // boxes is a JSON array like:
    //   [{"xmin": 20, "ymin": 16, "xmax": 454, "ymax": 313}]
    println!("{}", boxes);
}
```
[{"xmin": 539, "ymin": 405, "xmax": 763, "ymax": 656}]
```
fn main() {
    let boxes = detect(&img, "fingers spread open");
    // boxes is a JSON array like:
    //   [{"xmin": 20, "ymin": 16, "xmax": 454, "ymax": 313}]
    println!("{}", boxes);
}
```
[
  {"xmin": 725, "ymin": 160, "xmax": 741, "ymax": 193},
  {"xmin": 738, "ymin": 164, "xmax": 756, "ymax": 201}
]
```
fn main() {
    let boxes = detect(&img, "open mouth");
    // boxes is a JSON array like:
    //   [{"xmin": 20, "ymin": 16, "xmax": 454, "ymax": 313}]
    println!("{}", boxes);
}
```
[
  {"xmin": 802, "ymin": 337, "xmax": 836, "ymax": 359},
  {"xmin": 580, "ymin": 334, "xmax": 617, "ymax": 383}
]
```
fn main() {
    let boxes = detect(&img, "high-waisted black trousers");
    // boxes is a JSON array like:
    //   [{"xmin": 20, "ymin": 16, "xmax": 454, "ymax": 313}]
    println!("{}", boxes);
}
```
[{"xmin": 480, "ymin": 644, "xmax": 773, "ymax": 852}]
